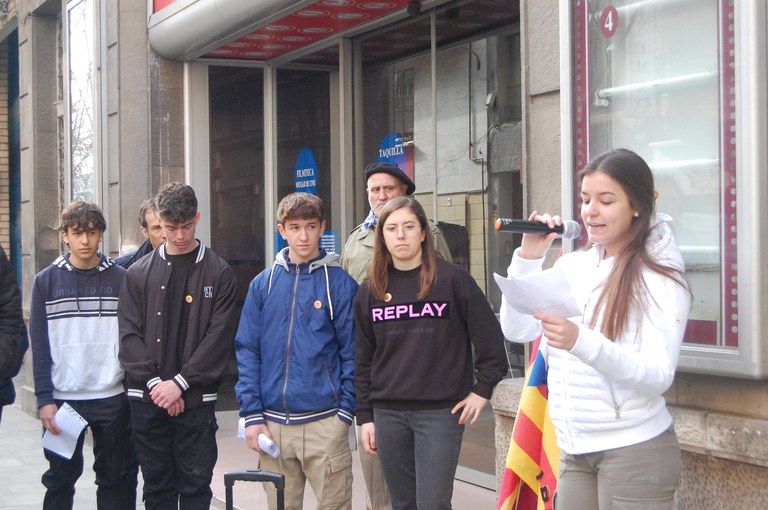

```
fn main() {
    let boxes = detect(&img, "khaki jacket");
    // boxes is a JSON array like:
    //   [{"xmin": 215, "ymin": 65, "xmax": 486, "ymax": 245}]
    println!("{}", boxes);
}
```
[{"xmin": 340, "ymin": 220, "xmax": 452, "ymax": 284}]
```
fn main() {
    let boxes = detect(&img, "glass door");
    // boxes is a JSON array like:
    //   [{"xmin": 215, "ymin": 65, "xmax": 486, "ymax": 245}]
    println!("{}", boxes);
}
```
[
  {"xmin": 276, "ymin": 69, "xmax": 335, "ymax": 252},
  {"xmin": 356, "ymin": 0, "xmax": 521, "ymax": 488},
  {"xmin": 208, "ymin": 65, "xmax": 265, "ymax": 410}
]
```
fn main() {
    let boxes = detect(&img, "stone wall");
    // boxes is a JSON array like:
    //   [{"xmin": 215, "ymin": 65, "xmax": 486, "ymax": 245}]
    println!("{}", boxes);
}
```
[
  {"xmin": 14, "ymin": 0, "xmax": 185, "ymax": 413},
  {"xmin": 107, "ymin": 0, "xmax": 184, "ymax": 258},
  {"xmin": 17, "ymin": 0, "xmax": 62, "ymax": 414},
  {"xmin": 491, "ymin": 378, "xmax": 768, "ymax": 508}
]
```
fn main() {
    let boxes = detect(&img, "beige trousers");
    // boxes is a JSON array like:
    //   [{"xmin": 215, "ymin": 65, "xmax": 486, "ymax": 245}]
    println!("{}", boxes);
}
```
[
  {"xmin": 356, "ymin": 424, "xmax": 393, "ymax": 510},
  {"xmin": 260, "ymin": 417, "xmax": 353, "ymax": 510}
]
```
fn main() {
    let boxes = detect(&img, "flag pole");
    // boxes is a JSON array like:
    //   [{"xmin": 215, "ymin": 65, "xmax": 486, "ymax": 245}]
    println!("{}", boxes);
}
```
[{"xmin": 513, "ymin": 481, "xmax": 522, "ymax": 510}]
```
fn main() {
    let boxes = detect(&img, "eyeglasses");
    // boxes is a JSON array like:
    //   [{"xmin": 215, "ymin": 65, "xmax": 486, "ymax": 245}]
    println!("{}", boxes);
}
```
[{"xmin": 382, "ymin": 222, "xmax": 422, "ymax": 235}]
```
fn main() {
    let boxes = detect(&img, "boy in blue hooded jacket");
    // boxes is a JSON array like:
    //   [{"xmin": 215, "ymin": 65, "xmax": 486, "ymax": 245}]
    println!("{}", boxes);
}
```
[{"xmin": 235, "ymin": 192, "xmax": 358, "ymax": 510}]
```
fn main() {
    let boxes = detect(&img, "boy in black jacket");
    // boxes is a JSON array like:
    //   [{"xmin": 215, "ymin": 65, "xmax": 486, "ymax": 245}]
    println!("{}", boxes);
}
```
[{"xmin": 119, "ymin": 182, "xmax": 237, "ymax": 510}]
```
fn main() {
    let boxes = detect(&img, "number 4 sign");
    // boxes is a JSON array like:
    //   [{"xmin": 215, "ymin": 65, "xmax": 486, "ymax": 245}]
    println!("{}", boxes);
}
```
[{"xmin": 600, "ymin": 5, "xmax": 618, "ymax": 38}]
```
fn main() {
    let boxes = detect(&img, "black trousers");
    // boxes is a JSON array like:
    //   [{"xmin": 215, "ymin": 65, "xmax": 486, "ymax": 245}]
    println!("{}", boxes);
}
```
[
  {"xmin": 42, "ymin": 394, "xmax": 135, "ymax": 510},
  {"xmin": 129, "ymin": 400, "xmax": 218, "ymax": 510}
]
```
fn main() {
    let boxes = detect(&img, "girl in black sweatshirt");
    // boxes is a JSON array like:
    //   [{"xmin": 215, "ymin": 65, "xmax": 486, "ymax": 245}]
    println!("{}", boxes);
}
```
[{"xmin": 354, "ymin": 196, "xmax": 508, "ymax": 510}]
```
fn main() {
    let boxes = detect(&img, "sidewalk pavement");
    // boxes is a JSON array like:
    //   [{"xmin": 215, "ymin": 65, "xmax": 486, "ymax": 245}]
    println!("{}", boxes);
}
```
[{"xmin": 0, "ymin": 403, "xmax": 498, "ymax": 509}]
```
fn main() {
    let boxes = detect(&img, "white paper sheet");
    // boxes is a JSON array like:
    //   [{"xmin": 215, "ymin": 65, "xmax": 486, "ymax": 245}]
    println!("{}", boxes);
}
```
[
  {"xmin": 493, "ymin": 266, "xmax": 581, "ymax": 317},
  {"xmin": 41, "ymin": 403, "xmax": 88, "ymax": 460}
]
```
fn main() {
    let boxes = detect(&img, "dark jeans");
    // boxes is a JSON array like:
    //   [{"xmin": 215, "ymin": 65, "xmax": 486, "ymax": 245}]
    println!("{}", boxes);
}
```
[
  {"xmin": 42, "ymin": 394, "xmax": 135, "ymax": 510},
  {"xmin": 129, "ymin": 400, "xmax": 218, "ymax": 510},
  {"xmin": 124, "ymin": 426, "xmax": 140, "ymax": 509},
  {"xmin": 374, "ymin": 407, "xmax": 464, "ymax": 510}
]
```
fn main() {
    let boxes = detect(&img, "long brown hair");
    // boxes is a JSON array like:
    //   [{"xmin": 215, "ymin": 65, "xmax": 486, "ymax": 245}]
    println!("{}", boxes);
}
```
[
  {"xmin": 367, "ymin": 196, "xmax": 439, "ymax": 300},
  {"xmin": 579, "ymin": 148, "xmax": 691, "ymax": 339}
]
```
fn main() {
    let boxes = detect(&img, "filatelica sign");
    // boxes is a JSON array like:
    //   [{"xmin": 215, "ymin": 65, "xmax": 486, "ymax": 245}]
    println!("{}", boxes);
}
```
[{"xmin": 294, "ymin": 147, "xmax": 317, "ymax": 195}]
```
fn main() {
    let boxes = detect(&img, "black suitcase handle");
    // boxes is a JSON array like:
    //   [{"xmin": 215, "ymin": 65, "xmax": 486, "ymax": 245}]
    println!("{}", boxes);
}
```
[{"xmin": 224, "ymin": 470, "xmax": 286, "ymax": 510}]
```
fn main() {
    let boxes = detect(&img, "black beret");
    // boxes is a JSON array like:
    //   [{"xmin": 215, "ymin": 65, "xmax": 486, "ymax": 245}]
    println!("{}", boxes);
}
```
[{"xmin": 364, "ymin": 162, "xmax": 415, "ymax": 195}]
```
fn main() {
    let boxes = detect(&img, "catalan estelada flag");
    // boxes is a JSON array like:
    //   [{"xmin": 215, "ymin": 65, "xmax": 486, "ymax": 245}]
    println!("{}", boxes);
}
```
[{"xmin": 497, "ymin": 335, "xmax": 560, "ymax": 510}]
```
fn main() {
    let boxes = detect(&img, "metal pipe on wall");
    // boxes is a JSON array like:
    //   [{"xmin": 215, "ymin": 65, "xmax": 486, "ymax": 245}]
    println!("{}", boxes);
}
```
[{"xmin": 430, "ymin": 9, "xmax": 438, "ymax": 222}]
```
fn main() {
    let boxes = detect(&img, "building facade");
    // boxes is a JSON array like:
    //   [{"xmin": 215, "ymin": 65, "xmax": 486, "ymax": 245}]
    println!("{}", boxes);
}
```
[
  {"xmin": 1, "ymin": 0, "xmax": 766, "ymax": 506},
  {"xmin": 493, "ymin": 1, "xmax": 768, "ymax": 509}
]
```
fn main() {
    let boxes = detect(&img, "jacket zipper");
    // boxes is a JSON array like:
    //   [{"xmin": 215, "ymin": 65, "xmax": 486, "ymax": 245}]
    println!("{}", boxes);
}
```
[
  {"xmin": 581, "ymin": 262, "xmax": 622, "ymax": 420},
  {"xmin": 281, "ymin": 264, "xmax": 301, "ymax": 423},
  {"xmin": 609, "ymin": 383, "xmax": 621, "ymax": 419},
  {"xmin": 562, "ymin": 366, "xmax": 576, "ymax": 448}
]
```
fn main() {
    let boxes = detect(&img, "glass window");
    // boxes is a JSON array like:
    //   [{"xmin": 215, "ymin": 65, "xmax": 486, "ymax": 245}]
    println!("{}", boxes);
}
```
[
  {"xmin": 208, "ymin": 65, "xmax": 265, "ymax": 409},
  {"xmin": 67, "ymin": 0, "xmax": 97, "ymax": 202},
  {"xmin": 359, "ymin": 15, "xmax": 431, "ymax": 188},
  {"xmin": 393, "ymin": 67, "xmax": 415, "ymax": 143},
  {"xmin": 275, "ymin": 69, "xmax": 334, "ymax": 251},
  {"xmin": 357, "ymin": 0, "xmax": 521, "ymax": 488},
  {"xmin": 487, "ymin": 32, "xmax": 523, "ymax": 312},
  {"xmin": 572, "ymin": 0, "xmax": 732, "ymax": 348},
  {"xmin": 358, "ymin": 5, "xmax": 521, "ymax": 302}
]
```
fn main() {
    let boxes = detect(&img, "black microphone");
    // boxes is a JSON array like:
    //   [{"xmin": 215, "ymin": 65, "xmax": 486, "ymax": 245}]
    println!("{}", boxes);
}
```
[{"xmin": 495, "ymin": 218, "xmax": 581, "ymax": 239}]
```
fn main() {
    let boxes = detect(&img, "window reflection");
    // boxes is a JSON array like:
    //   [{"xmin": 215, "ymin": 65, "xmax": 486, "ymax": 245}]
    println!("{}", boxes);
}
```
[
  {"xmin": 67, "ymin": 0, "xmax": 96, "ymax": 202},
  {"xmin": 276, "ymin": 69, "xmax": 332, "ymax": 237},
  {"xmin": 208, "ymin": 66, "xmax": 265, "ymax": 410},
  {"xmin": 577, "ymin": 0, "xmax": 730, "ymax": 346},
  {"xmin": 358, "ymin": 0, "xmax": 522, "ymax": 487}
]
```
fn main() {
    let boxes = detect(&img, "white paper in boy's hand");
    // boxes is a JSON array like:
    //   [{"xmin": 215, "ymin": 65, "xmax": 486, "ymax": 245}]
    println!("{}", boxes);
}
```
[
  {"xmin": 493, "ymin": 266, "xmax": 581, "ymax": 317},
  {"xmin": 41, "ymin": 403, "xmax": 88, "ymax": 460}
]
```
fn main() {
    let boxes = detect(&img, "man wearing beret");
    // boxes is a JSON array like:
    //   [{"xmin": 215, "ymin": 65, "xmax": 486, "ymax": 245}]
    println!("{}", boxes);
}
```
[
  {"xmin": 341, "ymin": 162, "xmax": 451, "ymax": 283},
  {"xmin": 340, "ymin": 161, "xmax": 451, "ymax": 510}
]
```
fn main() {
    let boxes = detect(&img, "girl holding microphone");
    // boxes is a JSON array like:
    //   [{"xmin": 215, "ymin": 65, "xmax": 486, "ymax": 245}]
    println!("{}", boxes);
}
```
[{"xmin": 500, "ymin": 148, "xmax": 692, "ymax": 509}]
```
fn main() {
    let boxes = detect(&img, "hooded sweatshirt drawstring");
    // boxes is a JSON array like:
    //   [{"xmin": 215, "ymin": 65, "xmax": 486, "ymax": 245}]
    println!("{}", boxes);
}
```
[
  {"xmin": 67, "ymin": 253, "xmax": 107, "ymax": 317},
  {"xmin": 323, "ymin": 264, "xmax": 334, "ymax": 320},
  {"xmin": 267, "ymin": 264, "xmax": 277, "ymax": 294},
  {"xmin": 267, "ymin": 249, "xmax": 340, "ymax": 321},
  {"xmin": 97, "ymin": 270, "xmax": 102, "ymax": 318},
  {"xmin": 73, "ymin": 269, "xmax": 81, "ymax": 314}
]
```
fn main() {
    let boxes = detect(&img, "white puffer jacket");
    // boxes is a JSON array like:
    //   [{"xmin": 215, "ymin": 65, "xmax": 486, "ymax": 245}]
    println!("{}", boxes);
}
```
[{"xmin": 500, "ymin": 214, "xmax": 691, "ymax": 455}]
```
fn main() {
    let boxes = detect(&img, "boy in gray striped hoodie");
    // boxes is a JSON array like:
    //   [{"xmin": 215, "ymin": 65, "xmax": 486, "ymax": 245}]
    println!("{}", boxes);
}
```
[{"xmin": 30, "ymin": 201, "xmax": 134, "ymax": 510}]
